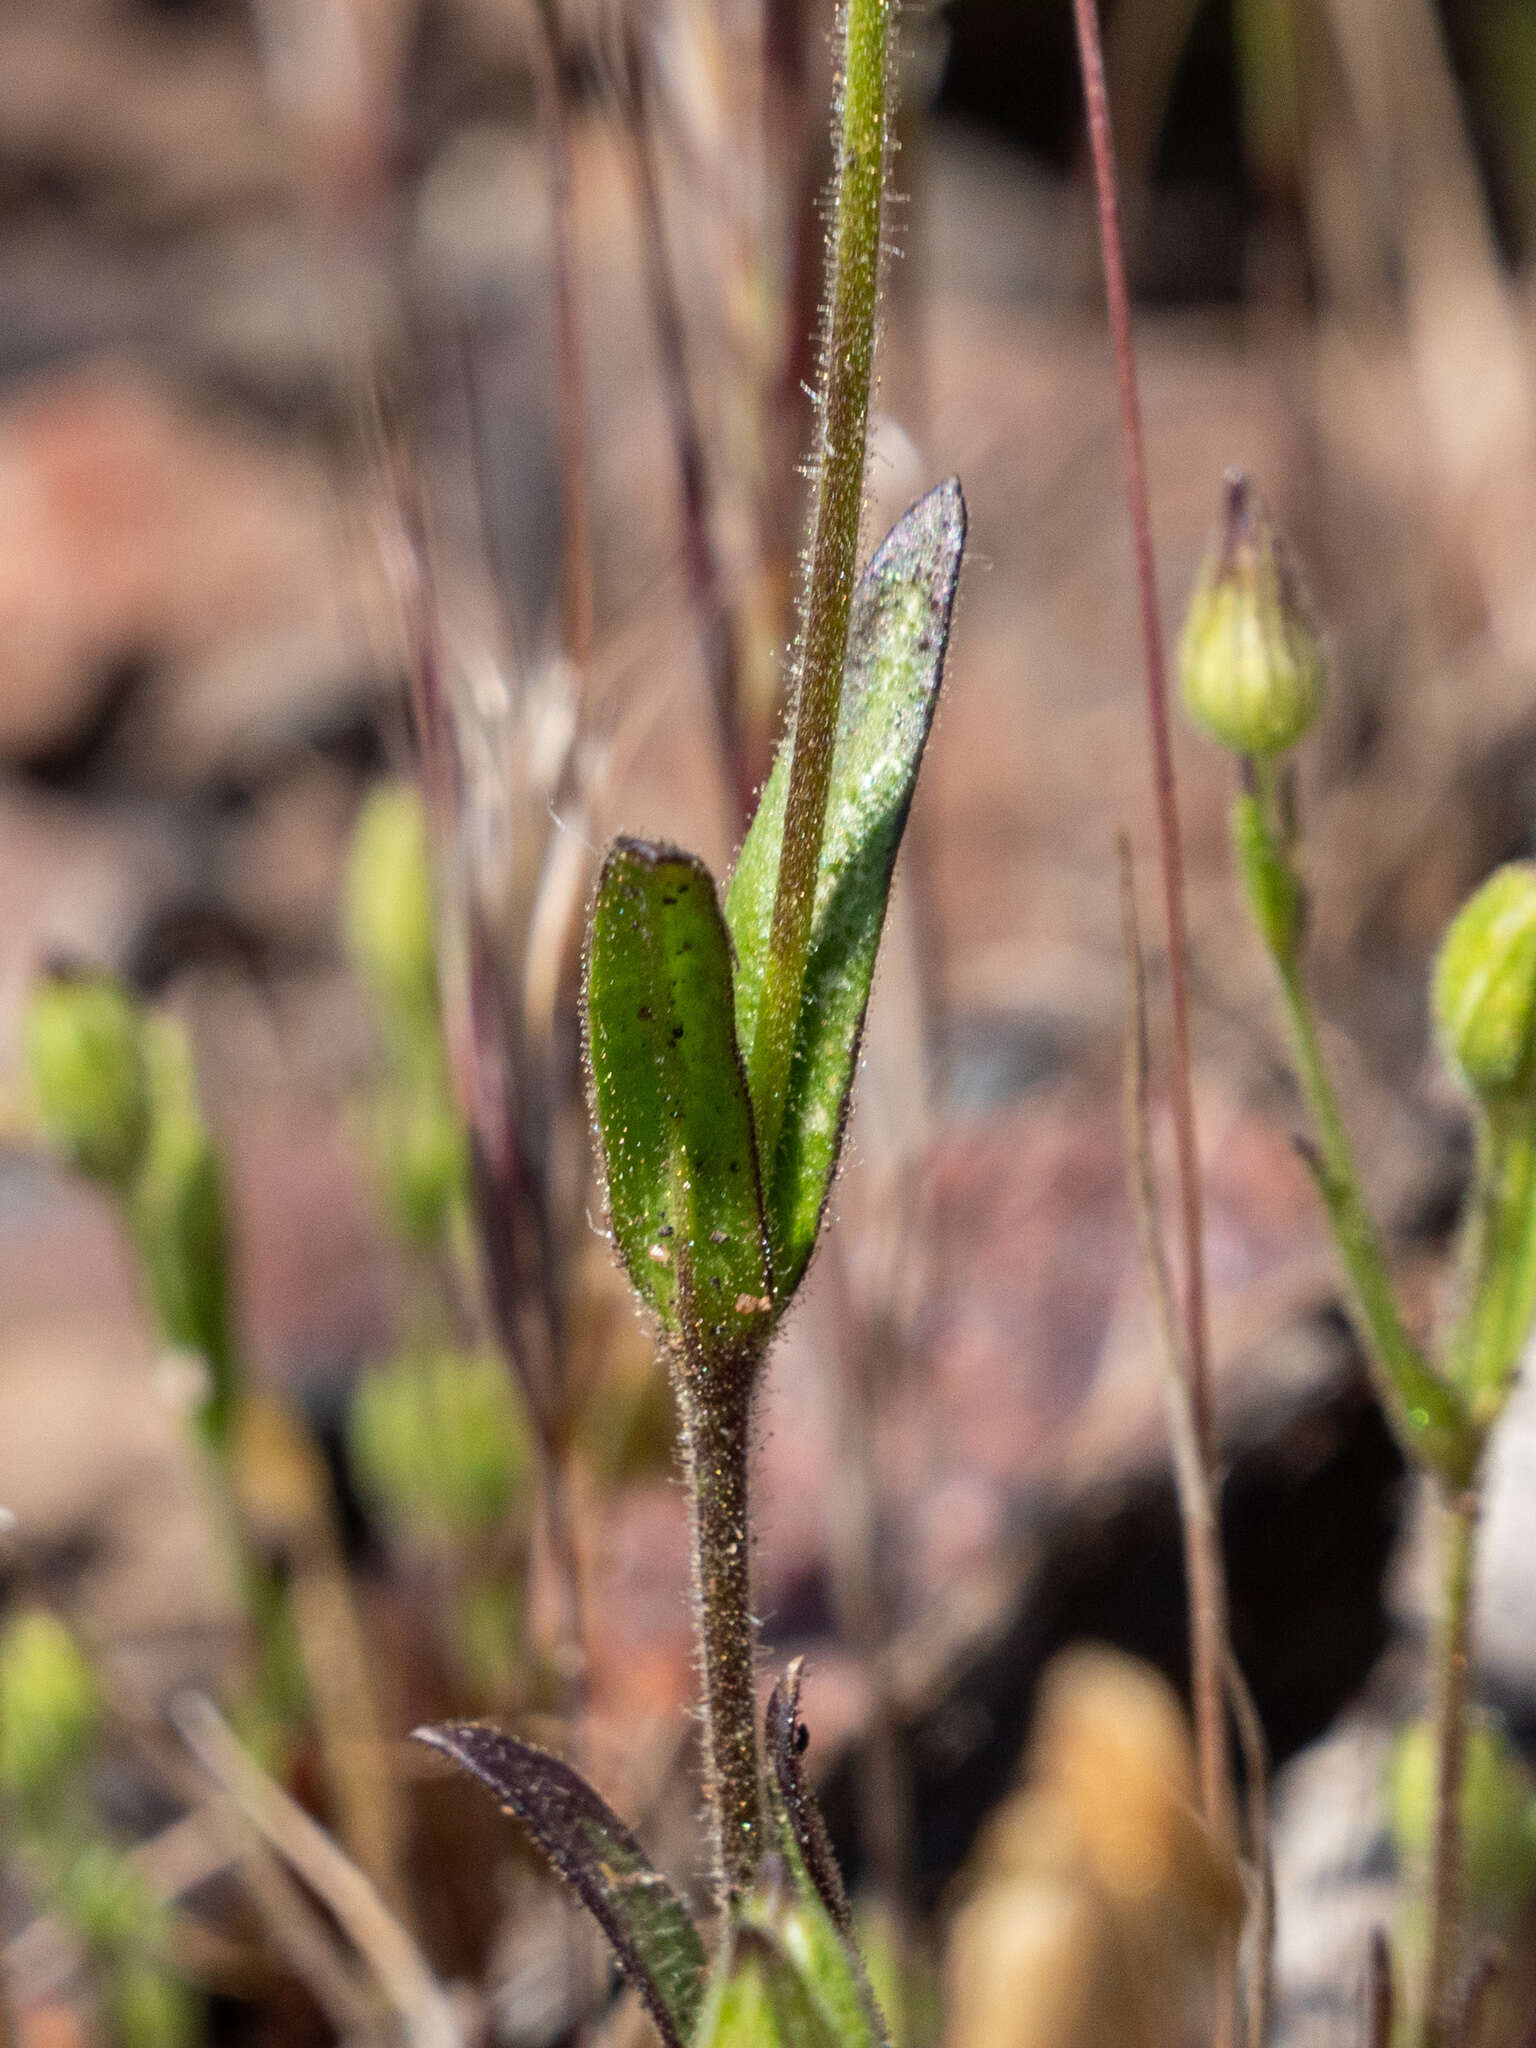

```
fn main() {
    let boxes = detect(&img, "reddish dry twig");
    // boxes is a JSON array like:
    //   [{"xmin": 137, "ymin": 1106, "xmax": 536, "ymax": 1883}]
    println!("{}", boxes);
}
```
[
  {"xmin": 1069, "ymin": 0, "xmax": 1228, "ymax": 1862},
  {"xmin": 619, "ymin": 22, "xmax": 753, "ymax": 835}
]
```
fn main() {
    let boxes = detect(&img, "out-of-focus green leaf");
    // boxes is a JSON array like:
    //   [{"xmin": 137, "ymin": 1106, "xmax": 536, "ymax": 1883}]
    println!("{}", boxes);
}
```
[
  {"xmin": 0, "ymin": 1609, "xmax": 101, "ymax": 1825},
  {"xmin": 727, "ymin": 481, "xmax": 965, "ymax": 1297},
  {"xmin": 414, "ymin": 1722, "xmax": 706, "ymax": 2048},
  {"xmin": 132, "ymin": 1015, "xmax": 235, "ymax": 1450},
  {"xmin": 585, "ymin": 840, "xmax": 772, "ymax": 1373}
]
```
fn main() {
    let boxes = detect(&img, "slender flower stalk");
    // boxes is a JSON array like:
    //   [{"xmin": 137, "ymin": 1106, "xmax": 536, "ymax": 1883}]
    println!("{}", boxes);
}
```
[
  {"xmin": 1067, "ymin": 0, "xmax": 1232, "ymax": 1889},
  {"xmin": 1267, "ymin": 942, "xmax": 1470, "ymax": 1473},
  {"xmin": 1422, "ymin": 1490, "xmax": 1477, "ymax": 2048},
  {"xmin": 750, "ymin": 0, "xmax": 894, "ymax": 1180}
]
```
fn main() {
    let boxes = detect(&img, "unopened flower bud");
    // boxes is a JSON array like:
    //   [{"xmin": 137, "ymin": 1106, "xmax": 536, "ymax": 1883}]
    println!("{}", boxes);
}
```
[
  {"xmin": 1179, "ymin": 472, "xmax": 1324, "ymax": 759},
  {"xmin": 344, "ymin": 783, "xmax": 439, "ymax": 1026},
  {"xmin": 1433, "ymin": 863, "xmax": 1536, "ymax": 1103},
  {"xmin": 25, "ymin": 967, "xmax": 149, "ymax": 1192},
  {"xmin": 0, "ymin": 1608, "xmax": 100, "ymax": 1819}
]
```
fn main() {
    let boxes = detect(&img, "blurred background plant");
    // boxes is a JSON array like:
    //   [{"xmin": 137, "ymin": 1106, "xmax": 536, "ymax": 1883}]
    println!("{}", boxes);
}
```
[{"xmin": 0, "ymin": 0, "xmax": 1533, "ymax": 2045}]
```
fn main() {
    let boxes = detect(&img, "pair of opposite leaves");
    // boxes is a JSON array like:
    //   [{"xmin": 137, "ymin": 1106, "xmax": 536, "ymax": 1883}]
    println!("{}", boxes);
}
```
[
  {"xmin": 420, "ymin": 478, "xmax": 967, "ymax": 2045},
  {"xmin": 586, "ymin": 478, "xmax": 967, "ymax": 1376}
]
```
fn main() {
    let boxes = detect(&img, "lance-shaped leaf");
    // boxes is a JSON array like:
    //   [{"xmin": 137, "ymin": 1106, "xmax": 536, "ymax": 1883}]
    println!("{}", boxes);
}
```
[
  {"xmin": 765, "ymin": 1661, "xmax": 851, "ymax": 1937},
  {"xmin": 761, "ymin": 1667, "xmax": 889, "ymax": 2048},
  {"xmin": 414, "ymin": 1723, "xmax": 706, "ymax": 2048},
  {"xmin": 585, "ymin": 841, "xmax": 773, "ymax": 1373},
  {"xmin": 727, "ymin": 480, "xmax": 966, "ymax": 1296}
]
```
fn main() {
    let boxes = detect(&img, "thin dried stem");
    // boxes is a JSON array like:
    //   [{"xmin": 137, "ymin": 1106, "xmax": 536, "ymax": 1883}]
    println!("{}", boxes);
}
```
[
  {"xmin": 1366, "ymin": 1928, "xmax": 1395, "ymax": 2048},
  {"xmin": 527, "ymin": 0, "xmax": 596, "ymax": 671},
  {"xmin": 173, "ymin": 1694, "xmax": 460, "ymax": 2048},
  {"xmin": 197, "ymin": 1802, "xmax": 383, "ymax": 2042},
  {"xmin": 1076, "ymin": 0, "xmax": 1229, "ymax": 1900},
  {"xmin": 619, "ymin": 22, "xmax": 753, "ymax": 835},
  {"xmin": 1225, "ymin": 1649, "xmax": 1275, "ymax": 2048},
  {"xmin": 1071, "ymin": 0, "xmax": 1211, "ymax": 1464},
  {"xmin": 103, "ymin": 1667, "xmax": 380, "ymax": 2041},
  {"xmin": 1118, "ymin": 839, "xmax": 1243, "ymax": 2046},
  {"xmin": 1452, "ymin": 1942, "xmax": 1501, "ymax": 2048}
]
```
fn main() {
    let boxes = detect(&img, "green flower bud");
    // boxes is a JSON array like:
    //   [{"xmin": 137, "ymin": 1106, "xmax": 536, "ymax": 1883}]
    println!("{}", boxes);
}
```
[
  {"xmin": 344, "ymin": 783, "xmax": 439, "ymax": 1027},
  {"xmin": 1179, "ymin": 472, "xmax": 1324, "ymax": 759},
  {"xmin": 1432, "ymin": 863, "xmax": 1536, "ymax": 1102},
  {"xmin": 25, "ymin": 968, "xmax": 149, "ymax": 1192},
  {"xmin": 0, "ymin": 1608, "xmax": 101, "ymax": 1819},
  {"xmin": 348, "ymin": 1348, "xmax": 529, "ymax": 1550}
]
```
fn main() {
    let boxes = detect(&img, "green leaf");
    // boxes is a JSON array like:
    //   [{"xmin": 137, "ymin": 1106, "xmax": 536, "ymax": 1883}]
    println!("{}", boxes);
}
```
[
  {"xmin": 585, "ymin": 840, "xmax": 773, "ymax": 1372},
  {"xmin": 414, "ymin": 1722, "xmax": 706, "ymax": 2048},
  {"xmin": 762, "ymin": 1666, "xmax": 888, "ymax": 2048},
  {"xmin": 693, "ymin": 1925, "xmax": 841, "ymax": 2048},
  {"xmin": 727, "ymin": 480, "xmax": 966, "ymax": 1296},
  {"xmin": 764, "ymin": 1661, "xmax": 851, "ymax": 1937}
]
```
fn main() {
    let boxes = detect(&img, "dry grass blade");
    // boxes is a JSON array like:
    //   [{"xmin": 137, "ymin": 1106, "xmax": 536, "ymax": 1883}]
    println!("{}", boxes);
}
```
[
  {"xmin": 195, "ymin": 1803, "xmax": 384, "ymax": 2043},
  {"xmin": 1117, "ymin": 837, "xmax": 1258, "ymax": 2048},
  {"xmin": 1071, "ymin": 0, "xmax": 1226, "ymax": 1900},
  {"xmin": 172, "ymin": 1694, "xmax": 461, "ymax": 2048},
  {"xmin": 1452, "ymin": 1943, "xmax": 1502, "ymax": 2048},
  {"xmin": 527, "ymin": 0, "xmax": 596, "ymax": 670},
  {"xmin": 619, "ymin": 20, "xmax": 751, "ymax": 835},
  {"xmin": 1224, "ymin": 1650, "xmax": 1275, "ymax": 2048}
]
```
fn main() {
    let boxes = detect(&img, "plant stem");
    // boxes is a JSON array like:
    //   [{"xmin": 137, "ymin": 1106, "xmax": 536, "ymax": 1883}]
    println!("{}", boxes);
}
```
[
  {"xmin": 529, "ymin": 0, "xmax": 595, "ymax": 672},
  {"xmin": 1367, "ymin": 1928, "xmax": 1395, "ymax": 2048},
  {"xmin": 1270, "ymin": 952, "xmax": 1472, "ymax": 1479},
  {"xmin": 1119, "ymin": 844, "xmax": 1232, "ymax": 1746},
  {"xmin": 679, "ymin": 1371, "xmax": 766, "ymax": 1904},
  {"xmin": 1071, "ymin": 0, "xmax": 1231, "ymax": 1923},
  {"xmin": 1422, "ymin": 1486, "xmax": 1478, "ymax": 2048},
  {"xmin": 1069, "ymin": 0, "xmax": 1212, "ymax": 1471},
  {"xmin": 1446, "ymin": 1105, "xmax": 1536, "ymax": 1415},
  {"xmin": 620, "ymin": 22, "xmax": 752, "ymax": 835},
  {"xmin": 750, "ymin": 0, "xmax": 893, "ymax": 1177}
]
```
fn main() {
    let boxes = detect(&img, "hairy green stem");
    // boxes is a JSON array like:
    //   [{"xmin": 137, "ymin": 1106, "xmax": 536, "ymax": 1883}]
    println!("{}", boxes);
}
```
[
  {"xmin": 1422, "ymin": 1487, "xmax": 1477, "ymax": 2048},
  {"xmin": 750, "ymin": 0, "xmax": 893, "ymax": 1178},
  {"xmin": 679, "ymin": 1373, "xmax": 766, "ymax": 1904}
]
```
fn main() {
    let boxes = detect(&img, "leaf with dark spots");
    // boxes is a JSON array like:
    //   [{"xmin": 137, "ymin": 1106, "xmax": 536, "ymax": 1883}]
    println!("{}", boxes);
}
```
[
  {"xmin": 765, "ymin": 1660, "xmax": 851, "ymax": 1935},
  {"xmin": 584, "ymin": 839, "xmax": 773, "ymax": 1377},
  {"xmin": 414, "ymin": 1722, "xmax": 706, "ymax": 2048},
  {"xmin": 727, "ymin": 480, "xmax": 966, "ymax": 1298}
]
